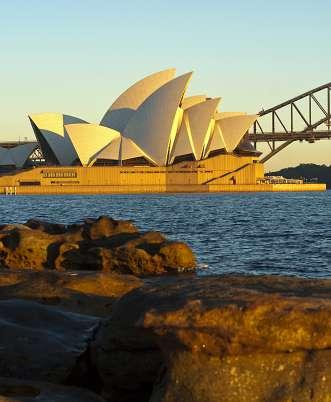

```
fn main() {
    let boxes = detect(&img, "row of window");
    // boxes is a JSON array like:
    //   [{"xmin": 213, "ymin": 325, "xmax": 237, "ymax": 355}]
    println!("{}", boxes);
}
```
[
  {"xmin": 42, "ymin": 171, "xmax": 77, "ymax": 178},
  {"xmin": 50, "ymin": 181, "xmax": 80, "ymax": 185},
  {"xmin": 40, "ymin": 169, "xmax": 214, "ymax": 178}
]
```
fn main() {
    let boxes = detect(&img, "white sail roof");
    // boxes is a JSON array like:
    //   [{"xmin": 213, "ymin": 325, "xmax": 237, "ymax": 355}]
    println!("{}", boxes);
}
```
[
  {"xmin": 215, "ymin": 111, "xmax": 246, "ymax": 120},
  {"xmin": 40, "ymin": 130, "xmax": 76, "ymax": 166},
  {"xmin": 29, "ymin": 113, "xmax": 87, "ymax": 165},
  {"xmin": 205, "ymin": 123, "xmax": 226, "ymax": 156},
  {"xmin": 185, "ymin": 98, "xmax": 221, "ymax": 160},
  {"xmin": 123, "ymin": 72, "xmax": 193, "ymax": 166},
  {"xmin": 181, "ymin": 95, "xmax": 206, "ymax": 110},
  {"xmin": 65, "ymin": 123, "xmax": 121, "ymax": 166},
  {"xmin": 100, "ymin": 68, "xmax": 176, "ymax": 132},
  {"xmin": 93, "ymin": 136, "xmax": 155, "ymax": 164},
  {"xmin": 0, "ymin": 148, "xmax": 8, "ymax": 165},
  {"xmin": 170, "ymin": 114, "xmax": 195, "ymax": 162},
  {"xmin": 121, "ymin": 137, "xmax": 154, "ymax": 162},
  {"xmin": 94, "ymin": 137, "xmax": 121, "ymax": 161},
  {"xmin": 218, "ymin": 114, "xmax": 258, "ymax": 152},
  {"xmin": 29, "ymin": 113, "xmax": 64, "ymax": 135},
  {"xmin": 10, "ymin": 143, "xmax": 38, "ymax": 168},
  {"xmin": 0, "ymin": 147, "xmax": 15, "ymax": 166}
]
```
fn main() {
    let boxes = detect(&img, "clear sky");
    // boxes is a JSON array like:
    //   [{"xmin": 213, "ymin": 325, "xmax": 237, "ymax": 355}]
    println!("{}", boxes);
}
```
[{"xmin": 1, "ymin": 0, "xmax": 330, "ymax": 170}]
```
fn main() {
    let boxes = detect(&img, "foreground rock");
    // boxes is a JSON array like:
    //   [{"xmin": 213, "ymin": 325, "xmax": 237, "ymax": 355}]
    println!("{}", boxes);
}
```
[
  {"xmin": 0, "ymin": 377, "xmax": 105, "ymax": 402},
  {"xmin": 93, "ymin": 275, "xmax": 331, "ymax": 402},
  {"xmin": 0, "ymin": 270, "xmax": 142, "ymax": 316},
  {"xmin": 0, "ymin": 217, "xmax": 196, "ymax": 275},
  {"xmin": 0, "ymin": 299, "xmax": 99, "ymax": 386}
]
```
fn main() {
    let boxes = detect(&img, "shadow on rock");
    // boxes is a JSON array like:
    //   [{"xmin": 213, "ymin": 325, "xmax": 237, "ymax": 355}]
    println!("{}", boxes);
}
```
[
  {"xmin": 0, "ymin": 270, "xmax": 143, "ymax": 317},
  {"xmin": 0, "ymin": 377, "xmax": 106, "ymax": 401}
]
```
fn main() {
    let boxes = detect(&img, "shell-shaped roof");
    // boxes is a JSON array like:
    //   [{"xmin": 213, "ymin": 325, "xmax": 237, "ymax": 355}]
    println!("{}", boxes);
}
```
[
  {"xmin": 93, "ymin": 136, "xmax": 155, "ymax": 165},
  {"xmin": 185, "ymin": 98, "xmax": 221, "ymax": 160},
  {"xmin": 170, "ymin": 114, "xmax": 195, "ymax": 163},
  {"xmin": 215, "ymin": 111, "xmax": 246, "ymax": 120},
  {"xmin": 181, "ymin": 95, "xmax": 206, "ymax": 110},
  {"xmin": 10, "ymin": 143, "xmax": 38, "ymax": 168},
  {"xmin": 29, "ymin": 113, "xmax": 87, "ymax": 165},
  {"xmin": 65, "ymin": 123, "xmax": 121, "ymax": 166},
  {"xmin": 123, "ymin": 72, "xmax": 193, "ymax": 166},
  {"xmin": 121, "ymin": 137, "xmax": 154, "ymax": 163},
  {"xmin": 0, "ymin": 147, "xmax": 15, "ymax": 166},
  {"xmin": 101, "ymin": 68, "xmax": 176, "ymax": 132},
  {"xmin": 218, "ymin": 114, "xmax": 258, "ymax": 153},
  {"xmin": 29, "ymin": 113, "xmax": 64, "ymax": 136},
  {"xmin": 205, "ymin": 124, "xmax": 226, "ymax": 157},
  {"xmin": 94, "ymin": 137, "xmax": 121, "ymax": 161}
]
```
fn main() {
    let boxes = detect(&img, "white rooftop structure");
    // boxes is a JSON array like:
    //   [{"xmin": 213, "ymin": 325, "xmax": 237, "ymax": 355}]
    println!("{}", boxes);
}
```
[
  {"xmin": 28, "ymin": 69, "xmax": 258, "ymax": 167},
  {"xmin": 0, "ymin": 143, "xmax": 38, "ymax": 169},
  {"xmin": 100, "ymin": 68, "xmax": 176, "ymax": 132},
  {"xmin": 29, "ymin": 113, "xmax": 87, "ymax": 166}
]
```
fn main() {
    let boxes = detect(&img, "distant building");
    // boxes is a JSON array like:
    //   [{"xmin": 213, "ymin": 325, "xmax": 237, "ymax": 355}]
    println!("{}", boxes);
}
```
[{"xmin": 0, "ymin": 69, "xmax": 325, "ymax": 193}]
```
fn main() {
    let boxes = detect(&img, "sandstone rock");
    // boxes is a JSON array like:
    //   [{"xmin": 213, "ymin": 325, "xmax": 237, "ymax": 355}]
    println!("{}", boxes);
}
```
[
  {"xmin": 158, "ymin": 241, "xmax": 196, "ymax": 272},
  {"xmin": 96, "ymin": 246, "xmax": 161, "ymax": 275},
  {"xmin": 0, "ymin": 217, "xmax": 196, "ymax": 275},
  {"xmin": 0, "ymin": 299, "xmax": 99, "ymax": 385},
  {"xmin": 0, "ymin": 270, "xmax": 142, "ymax": 316},
  {"xmin": 54, "ymin": 242, "xmax": 80, "ymax": 271},
  {"xmin": 0, "ymin": 229, "xmax": 62, "ymax": 270},
  {"xmin": 0, "ymin": 224, "xmax": 31, "ymax": 232},
  {"xmin": 150, "ymin": 349, "xmax": 331, "ymax": 402},
  {"xmin": 88, "ymin": 233, "xmax": 196, "ymax": 276},
  {"xmin": 123, "ymin": 231, "xmax": 166, "ymax": 251},
  {"xmin": 80, "ymin": 216, "xmax": 138, "ymax": 240},
  {"xmin": 93, "ymin": 275, "xmax": 331, "ymax": 402},
  {"xmin": 0, "ymin": 270, "xmax": 27, "ymax": 287},
  {"xmin": 55, "ymin": 243, "xmax": 100, "ymax": 271},
  {"xmin": 24, "ymin": 218, "xmax": 67, "ymax": 234},
  {"xmin": 63, "ymin": 270, "xmax": 142, "ymax": 297},
  {"xmin": 0, "ymin": 377, "xmax": 106, "ymax": 402}
]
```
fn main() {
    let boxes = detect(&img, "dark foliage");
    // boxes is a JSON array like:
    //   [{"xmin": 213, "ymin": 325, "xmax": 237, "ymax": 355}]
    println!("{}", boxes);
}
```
[{"xmin": 267, "ymin": 164, "xmax": 331, "ymax": 189}]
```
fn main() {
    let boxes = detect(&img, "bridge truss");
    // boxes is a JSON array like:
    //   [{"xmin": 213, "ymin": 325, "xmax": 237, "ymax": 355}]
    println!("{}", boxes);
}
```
[{"xmin": 247, "ymin": 82, "xmax": 331, "ymax": 162}]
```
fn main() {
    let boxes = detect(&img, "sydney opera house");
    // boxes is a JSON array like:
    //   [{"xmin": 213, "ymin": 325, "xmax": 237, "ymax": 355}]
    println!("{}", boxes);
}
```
[{"xmin": 0, "ymin": 69, "xmax": 325, "ymax": 193}]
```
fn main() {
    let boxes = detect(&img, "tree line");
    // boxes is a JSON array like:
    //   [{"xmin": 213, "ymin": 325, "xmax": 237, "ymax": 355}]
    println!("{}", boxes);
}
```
[{"xmin": 267, "ymin": 164, "xmax": 331, "ymax": 189}]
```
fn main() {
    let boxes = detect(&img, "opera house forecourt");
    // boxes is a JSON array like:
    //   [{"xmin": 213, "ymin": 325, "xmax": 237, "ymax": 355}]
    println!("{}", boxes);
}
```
[{"xmin": 0, "ymin": 69, "xmax": 326, "ymax": 194}]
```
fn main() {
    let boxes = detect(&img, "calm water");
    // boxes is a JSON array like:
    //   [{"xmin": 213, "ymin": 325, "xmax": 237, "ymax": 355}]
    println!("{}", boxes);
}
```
[{"xmin": 0, "ymin": 192, "xmax": 330, "ymax": 278}]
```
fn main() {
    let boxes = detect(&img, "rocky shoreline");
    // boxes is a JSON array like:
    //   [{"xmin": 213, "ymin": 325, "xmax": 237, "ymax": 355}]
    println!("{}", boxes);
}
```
[{"xmin": 0, "ymin": 217, "xmax": 330, "ymax": 401}]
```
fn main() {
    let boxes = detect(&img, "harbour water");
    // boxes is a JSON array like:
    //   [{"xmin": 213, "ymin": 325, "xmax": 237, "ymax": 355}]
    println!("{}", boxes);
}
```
[{"xmin": 0, "ymin": 191, "xmax": 330, "ymax": 278}]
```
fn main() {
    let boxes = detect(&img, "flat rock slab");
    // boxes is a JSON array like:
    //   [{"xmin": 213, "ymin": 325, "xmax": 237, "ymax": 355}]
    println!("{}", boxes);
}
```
[
  {"xmin": 94, "ymin": 275, "xmax": 331, "ymax": 402},
  {"xmin": 0, "ymin": 270, "xmax": 142, "ymax": 316},
  {"xmin": 0, "ymin": 299, "xmax": 99, "ymax": 384},
  {"xmin": 0, "ymin": 377, "xmax": 105, "ymax": 402}
]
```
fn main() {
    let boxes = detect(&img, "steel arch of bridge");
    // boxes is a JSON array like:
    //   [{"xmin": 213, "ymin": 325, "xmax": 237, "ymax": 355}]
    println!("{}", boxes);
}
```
[{"xmin": 247, "ymin": 82, "xmax": 331, "ymax": 162}]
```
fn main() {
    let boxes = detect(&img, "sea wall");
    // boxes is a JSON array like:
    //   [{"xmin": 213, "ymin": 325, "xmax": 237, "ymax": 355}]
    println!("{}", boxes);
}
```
[{"xmin": 0, "ymin": 182, "xmax": 326, "ymax": 195}]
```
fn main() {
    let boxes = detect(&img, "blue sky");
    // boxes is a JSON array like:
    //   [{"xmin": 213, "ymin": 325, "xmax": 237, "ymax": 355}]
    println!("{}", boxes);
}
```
[{"xmin": 1, "ymin": 0, "xmax": 330, "ymax": 170}]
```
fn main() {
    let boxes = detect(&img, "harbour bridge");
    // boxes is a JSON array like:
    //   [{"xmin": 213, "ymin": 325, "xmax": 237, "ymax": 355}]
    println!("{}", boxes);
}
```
[
  {"xmin": 247, "ymin": 82, "xmax": 331, "ymax": 162},
  {"xmin": 1, "ymin": 82, "xmax": 331, "ymax": 165}
]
